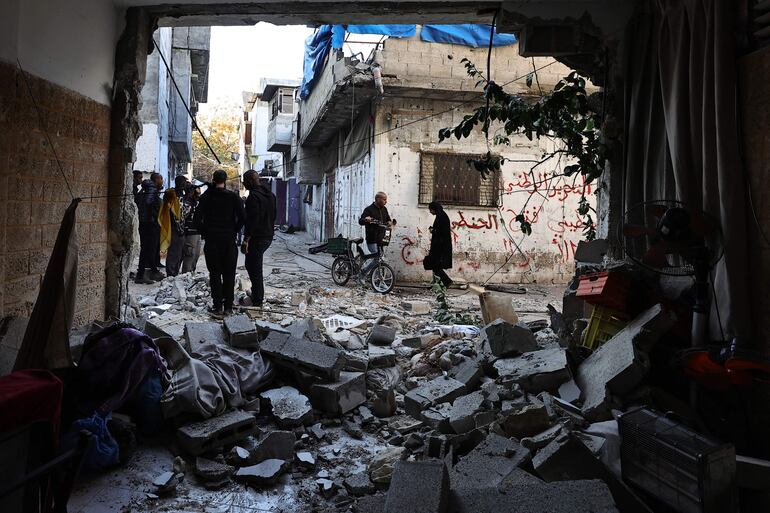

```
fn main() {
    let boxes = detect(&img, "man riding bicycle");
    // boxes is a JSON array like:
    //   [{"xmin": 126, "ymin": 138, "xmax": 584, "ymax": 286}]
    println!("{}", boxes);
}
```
[{"xmin": 358, "ymin": 191, "xmax": 396, "ymax": 283}]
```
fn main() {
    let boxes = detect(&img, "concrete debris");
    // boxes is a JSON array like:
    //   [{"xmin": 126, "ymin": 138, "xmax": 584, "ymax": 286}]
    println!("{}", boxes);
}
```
[
  {"xmin": 345, "ymin": 472, "xmax": 376, "ymax": 496},
  {"xmin": 366, "ymin": 366, "xmax": 402, "ymax": 395},
  {"xmin": 447, "ymin": 355, "xmax": 484, "ymax": 390},
  {"xmin": 404, "ymin": 376, "xmax": 467, "ymax": 419},
  {"xmin": 496, "ymin": 403, "xmax": 552, "ymax": 439},
  {"xmin": 234, "ymin": 459, "xmax": 288, "ymax": 486},
  {"xmin": 153, "ymin": 471, "xmax": 184, "ymax": 494},
  {"xmin": 372, "ymin": 388, "xmax": 397, "ymax": 418},
  {"xmin": 296, "ymin": 451, "xmax": 316, "ymax": 469},
  {"xmin": 421, "ymin": 402, "xmax": 453, "ymax": 433},
  {"xmin": 388, "ymin": 416, "xmax": 423, "ymax": 435},
  {"xmin": 521, "ymin": 424, "xmax": 565, "ymax": 451},
  {"xmin": 260, "ymin": 332, "xmax": 345, "ymax": 381},
  {"xmin": 286, "ymin": 317, "xmax": 325, "ymax": 343},
  {"xmin": 450, "ymin": 433, "xmax": 530, "ymax": 490},
  {"xmin": 447, "ymin": 391, "xmax": 486, "ymax": 435},
  {"xmin": 316, "ymin": 477, "xmax": 338, "ymax": 497},
  {"xmin": 481, "ymin": 319, "xmax": 538, "ymax": 357},
  {"xmin": 399, "ymin": 300, "xmax": 431, "ymax": 315},
  {"xmin": 176, "ymin": 410, "xmax": 258, "ymax": 456},
  {"xmin": 366, "ymin": 324, "xmax": 397, "ymax": 346},
  {"xmin": 368, "ymin": 446, "xmax": 407, "ymax": 486},
  {"xmin": 308, "ymin": 423, "xmax": 325, "ymax": 440},
  {"xmin": 368, "ymin": 344, "xmax": 397, "ymax": 368},
  {"xmin": 260, "ymin": 386, "xmax": 313, "ymax": 427},
  {"xmin": 194, "ymin": 457, "xmax": 234, "ymax": 483},
  {"xmin": 309, "ymin": 371, "xmax": 367, "ymax": 415},
  {"xmin": 451, "ymin": 479, "xmax": 618, "ymax": 513},
  {"xmin": 223, "ymin": 314, "xmax": 259, "ymax": 348},
  {"xmin": 493, "ymin": 348, "xmax": 571, "ymax": 393},
  {"xmin": 401, "ymin": 333, "xmax": 439, "ymax": 349},
  {"xmin": 251, "ymin": 430, "xmax": 295, "ymax": 463},
  {"xmin": 576, "ymin": 304, "xmax": 675, "ymax": 421},
  {"xmin": 384, "ymin": 460, "xmax": 449, "ymax": 513},
  {"xmin": 226, "ymin": 445, "xmax": 251, "ymax": 466},
  {"xmin": 557, "ymin": 379, "xmax": 581, "ymax": 403},
  {"xmin": 184, "ymin": 321, "xmax": 227, "ymax": 354}
]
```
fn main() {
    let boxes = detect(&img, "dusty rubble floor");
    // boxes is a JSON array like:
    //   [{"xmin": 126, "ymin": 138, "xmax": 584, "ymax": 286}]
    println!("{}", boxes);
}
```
[{"xmin": 68, "ymin": 232, "xmax": 561, "ymax": 513}]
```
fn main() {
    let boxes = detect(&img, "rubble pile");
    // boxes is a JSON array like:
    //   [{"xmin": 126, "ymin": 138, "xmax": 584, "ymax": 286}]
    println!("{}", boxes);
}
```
[{"xmin": 94, "ymin": 261, "xmax": 707, "ymax": 513}]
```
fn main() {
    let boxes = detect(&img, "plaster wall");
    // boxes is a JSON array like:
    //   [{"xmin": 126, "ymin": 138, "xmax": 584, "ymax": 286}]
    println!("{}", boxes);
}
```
[
  {"xmin": 1, "ymin": 0, "xmax": 120, "ymax": 106},
  {"xmin": 372, "ymin": 96, "xmax": 593, "ymax": 285},
  {"xmin": 250, "ymin": 101, "xmax": 283, "ymax": 171}
]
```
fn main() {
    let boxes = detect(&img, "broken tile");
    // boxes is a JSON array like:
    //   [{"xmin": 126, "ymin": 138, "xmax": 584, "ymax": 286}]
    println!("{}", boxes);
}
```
[{"xmin": 295, "ymin": 451, "xmax": 316, "ymax": 469}]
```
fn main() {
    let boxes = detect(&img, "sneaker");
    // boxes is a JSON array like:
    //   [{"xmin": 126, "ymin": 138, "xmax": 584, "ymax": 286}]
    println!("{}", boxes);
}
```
[{"xmin": 134, "ymin": 276, "xmax": 155, "ymax": 284}]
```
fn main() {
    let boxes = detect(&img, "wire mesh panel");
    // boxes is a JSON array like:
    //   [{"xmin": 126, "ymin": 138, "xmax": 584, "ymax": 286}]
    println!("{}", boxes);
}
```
[{"xmin": 419, "ymin": 152, "xmax": 499, "ymax": 207}]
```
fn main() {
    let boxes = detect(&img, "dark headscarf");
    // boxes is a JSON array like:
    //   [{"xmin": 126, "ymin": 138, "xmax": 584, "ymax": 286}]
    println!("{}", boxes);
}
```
[{"xmin": 428, "ymin": 201, "xmax": 444, "ymax": 213}]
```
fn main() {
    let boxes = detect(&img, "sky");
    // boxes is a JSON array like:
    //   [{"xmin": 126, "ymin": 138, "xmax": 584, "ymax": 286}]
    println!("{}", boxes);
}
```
[
  {"xmin": 201, "ymin": 23, "xmax": 314, "ymax": 112},
  {"xmin": 201, "ymin": 24, "xmax": 385, "ymax": 113}
]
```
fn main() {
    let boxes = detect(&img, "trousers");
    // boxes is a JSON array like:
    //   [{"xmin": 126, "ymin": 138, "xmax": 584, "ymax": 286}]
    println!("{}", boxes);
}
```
[
  {"xmin": 203, "ymin": 237, "xmax": 238, "ymax": 309},
  {"xmin": 181, "ymin": 234, "xmax": 202, "ymax": 273},
  {"xmin": 245, "ymin": 238, "xmax": 272, "ymax": 304},
  {"xmin": 137, "ymin": 222, "xmax": 160, "ymax": 277}
]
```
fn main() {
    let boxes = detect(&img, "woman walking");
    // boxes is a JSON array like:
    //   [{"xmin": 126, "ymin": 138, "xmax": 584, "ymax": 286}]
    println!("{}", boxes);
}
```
[{"xmin": 424, "ymin": 201, "xmax": 453, "ymax": 287}]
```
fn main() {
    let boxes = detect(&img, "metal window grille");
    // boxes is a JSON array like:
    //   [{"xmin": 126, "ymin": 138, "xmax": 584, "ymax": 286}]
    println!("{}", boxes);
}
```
[{"xmin": 419, "ymin": 152, "xmax": 499, "ymax": 207}]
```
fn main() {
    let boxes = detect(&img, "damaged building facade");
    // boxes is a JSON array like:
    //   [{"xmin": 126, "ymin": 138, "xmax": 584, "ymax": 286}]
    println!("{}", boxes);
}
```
[
  {"xmin": 133, "ymin": 26, "xmax": 211, "ymax": 185},
  {"xmin": 290, "ymin": 28, "xmax": 594, "ymax": 284},
  {"xmin": 2, "ymin": 1, "xmax": 770, "ymax": 512}
]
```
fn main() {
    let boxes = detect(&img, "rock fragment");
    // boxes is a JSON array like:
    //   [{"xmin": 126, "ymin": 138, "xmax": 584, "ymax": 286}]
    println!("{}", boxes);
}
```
[
  {"xmin": 404, "ymin": 376, "xmax": 466, "ymax": 419},
  {"xmin": 368, "ymin": 446, "xmax": 407, "ymax": 486},
  {"xmin": 260, "ymin": 386, "xmax": 313, "ymax": 427},
  {"xmin": 367, "ymin": 324, "xmax": 397, "ymax": 346},
  {"xmin": 384, "ymin": 460, "xmax": 449, "ymax": 513},
  {"xmin": 493, "ymin": 347, "xmax": 571, "ymax": 393},
  {"xmin": 223, "ymin": 314, "xmax": 259, "ymax": 348},
  {"xmin": 234, "ymin": 459, "xmax": 288, "ymax": 486},
  {"xmin": 481, "ymin": 319, "xmax": 538, "ymax": 357}
]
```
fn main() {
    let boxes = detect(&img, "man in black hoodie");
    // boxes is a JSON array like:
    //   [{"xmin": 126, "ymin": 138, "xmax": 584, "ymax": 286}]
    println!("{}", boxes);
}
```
[
  {"xmin": 194, "ymin": 170, "xmax": 245, "ymax": 315},
  {"xmin": 242, "ymin": 169, "xmax": 276, "ymax": 307},
  {"xmin": 135, "ymin": 172, "xmax": 164, "ymax": 284}
]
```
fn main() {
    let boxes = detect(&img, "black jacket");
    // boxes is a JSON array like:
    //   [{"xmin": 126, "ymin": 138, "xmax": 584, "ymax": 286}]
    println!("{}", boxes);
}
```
[
  {"xmin": 358, "ymin": 203, "xmax": 391, "ymax": 244},
  {"xmin": 193, "ymin": 186, "xmax": 245, "ymax": 241},
  {"xmin": 136, "ymin": 179, "xmax": 161, "ymax": 224},
  {"xmin": 427, "ymin": 210, "xmax": 453, "ymax": 270},
  {"xmin": 245, "ymin": 185, "xmax": 277, "ymax": 240}
]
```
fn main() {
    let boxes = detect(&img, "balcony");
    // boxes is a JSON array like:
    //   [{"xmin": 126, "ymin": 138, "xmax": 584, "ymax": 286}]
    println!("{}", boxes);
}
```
[{"xmin": 267, "ymin": 113, "xmax": 293, "ymax": 152}]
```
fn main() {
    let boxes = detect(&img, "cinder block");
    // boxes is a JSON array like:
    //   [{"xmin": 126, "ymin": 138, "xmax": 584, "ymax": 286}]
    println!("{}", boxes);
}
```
[
  {"xmin": 493, "ymin": 348, "xmax": 571, "ymax": 393},
  {"xmin": 224, "ymin": 314, "xmax": 259, "ymax": 348},
  {"xmin": 260, "ymin": 332, "xmax": 345, "ymax": 381},
  {"xmin": 184, "ymin": 321, "xmax": 226, "ymax": 353},
  {"xmin": 481, "ymin": 319, "xmax": 538, "ymax": 357},
  {"xmin": 309, "ymin": 371, "xmax": 366, "ymax": 415},
  {"xmin": 385, "ymin": 460, "xmax": 449, "ymax": 513},
  {"xmin": 176, "ymin": 410, "xmax": 258, "ymax": 456},
  {"xmin": 404, "ymin": 376, "xmax": 466, "ymax": 419}
]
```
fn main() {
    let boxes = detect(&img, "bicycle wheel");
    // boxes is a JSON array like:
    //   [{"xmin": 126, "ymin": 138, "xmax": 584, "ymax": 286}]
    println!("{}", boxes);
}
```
[
  {"xmin": 370, "ymin": 262, "xmax": 395, "ymax": 294},
  {"xmin": 331, "ymin": 257, "xmax": 352, "ymax": 286}
]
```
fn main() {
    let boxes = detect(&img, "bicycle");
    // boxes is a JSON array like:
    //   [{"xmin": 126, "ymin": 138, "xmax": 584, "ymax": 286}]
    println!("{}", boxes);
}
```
[{"xmin": 328, "ymin": 221, "xmax": 396, "ymax": 294}]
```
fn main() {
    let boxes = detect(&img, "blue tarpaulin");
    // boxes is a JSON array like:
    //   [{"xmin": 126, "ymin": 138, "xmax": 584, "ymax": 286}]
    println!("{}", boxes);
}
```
[
  {"xmin": 420, "ymin": 24, "xmax": 517, "ymax": 48},
  {"xmin": 300, "ymin": 25, "xmax": 334, "ymax": 99},
  {"xmin": 346, "ymin": 24, "xmax": 417, "ymax": 37}
]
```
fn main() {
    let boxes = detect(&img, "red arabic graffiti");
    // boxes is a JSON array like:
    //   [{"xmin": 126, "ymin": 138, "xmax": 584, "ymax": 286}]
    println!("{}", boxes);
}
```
[
  {"xmin": 505, "ymin": 172, "xmax": 592, "ymax": 202},
  {"xmin": 400, "ymin": 236, "xmax": 423, "ymax": 266},
  {"xmin": 451, "ymin": 211, "xmax": 500, "ymax": 231}
]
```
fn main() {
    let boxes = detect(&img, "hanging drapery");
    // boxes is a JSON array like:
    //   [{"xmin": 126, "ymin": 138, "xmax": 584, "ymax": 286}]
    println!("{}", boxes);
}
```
[
  {"xmin": 14, "ymin": 199, "xmax": 79, "ymax": 371},
  {"xmin": 622, "ymin": 0, "xmax": 751, "ymax": 340}
]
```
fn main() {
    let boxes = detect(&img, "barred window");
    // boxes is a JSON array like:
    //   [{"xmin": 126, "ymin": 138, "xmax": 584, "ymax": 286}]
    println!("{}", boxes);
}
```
[{"xmin": 419, "ymin": 152, "xmax": 499, "ymax": 207}]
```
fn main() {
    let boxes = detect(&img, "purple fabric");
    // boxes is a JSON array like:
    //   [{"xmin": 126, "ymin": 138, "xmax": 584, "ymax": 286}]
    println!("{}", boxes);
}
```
[{"xmin": 78, "ymin": 327, "xmax": 166, "ymax": 416}]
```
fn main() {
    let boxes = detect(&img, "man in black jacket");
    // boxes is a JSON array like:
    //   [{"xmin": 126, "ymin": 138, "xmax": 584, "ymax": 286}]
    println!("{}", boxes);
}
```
[
  {"xmin": 242, "ymin": 170, "xmax": 277, "ymax": 307},
  {"xmin": 135, "ymin": 172, "xmax": 164, "ymax": 284},
  {"xmin": 194, "ymin": 170, "xmax": 245, "ymax": 315},
  {"xmin": 357, "ymin": 191, "xmax": 396, "ymax": 282}
]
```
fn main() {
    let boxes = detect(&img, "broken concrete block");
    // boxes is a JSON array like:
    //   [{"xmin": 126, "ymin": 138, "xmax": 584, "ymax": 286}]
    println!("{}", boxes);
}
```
[
  {"xmin": 448, "ymin": 391, "xmax": 486, "ymax": 435},
  {"xmin": 481, "ymin": 319, "xmax": 538, "ymax": 357},
  {"xmin": 286, "ymin": 317, "xmax": 325, "ymax": 342},
  {"xmin": 400, "ymin": 301, "xmax": 431, "ymax": 315},
  {"xmin": 426, "ymin": 434, "xmax": 449, "ymax": 459},
  {"xmin": 344, "ymin": 350, "xmax": 369, "ymax": 371},
  {"xmin": 254, "ymin": 320, "xmax": 289, "ymax": 340},
  {"xmin": 367, "ymin": 324, "xmax": 397, "ymax": 346},
  {"xmin": 520, "ymin": 424, "xmax": 565, "ymax": 451},
  {"xmin": 260, "ymin": 386, "xmax": 313, "ymax": 427},
  {"xmin": 384, "ymin": 460, "xmax": 449, "ymax": 513},
  {"xmin": 401, "ymin": 333, "xmax": 439, "ymax": 349},
  {"xmin": 183, "ymin": 321, "xmax": 227, "ymax": 354},
  {"xmin": 176, "ymin": 410, "xmax": 258, "ymax": 456},
  {"xmin": 450, "ymin": 433, "xmax": 531, "ymax": 491},
  {"xmin": 368, "ymin": 446, "xmax": 407, "ymax": 486},
  {"xmin": 388, "ymin": 416, "xmax": 423, "ymax": 434},
  {"xmin": 251, "ymin": 430, "xmax": 295, "ymax": 463},
  {"xmin": 260, "ymin": 332, "xmax": 345, "ymax": 381},
  {"xmin": 421, "ymin": 402, "xmax": 453, "ymax": 433},
  {"xmin": 223, "ymin": 314, "xmax": 258, "ymax": 348},
  {"xmin": 474, "ymin": 410, "xmax": 497, "ymax": 429},
  {"xmin": 497, "ymin": 403, "xmax": 552, "ymax": 440},
  {"xmin": 225, "ymin": 446, "xmax": 251, "ymax": 466},
  {"xmin": 447, "ymin": 355, "xmax": 484, "ymax": 390},
  {"xmin": 368, "ymin": 344, "xmax": 397, "ymax": 368},
  {"xmin": 345, "ymin": 472, "xmax": 375, "ymax": 496},
  {"xmin": 493, "ymin": 348, "xmax": 571, "ymax": 393},
  {"xmin": 558, "ymin": 379, "xmax": 581, "ymax": 403},
  {"xmin": 404, "ymin": 376, "xmax": 467, "ymax": 419},
  {"xmin": 316, "ymin": 477, "xmax": 338, "ymax": 497},
  {"xmin": 576, "ymin": 304, "xmax": 675, "ymax": 421},
  {"xmin": 153, "ymin": 471, "xmax": 184, "ymax": 494},
  {"xmin": 296, "ymin": 451, "xmax": 316, "ymax": 469},
  {"xmin": 309, "ymin": 371, "xmax": 366, "ymax": 415},
  {"xmin": 452, "ymin": 479, "xmax": 618, "ymax": 513},
  {"xmin": 234, "ymin": 459, "xmax": 288, "ymax": 486},
  {"xmin": 194, "ymin": 457, "xmax": 234, "ymax": 482}
]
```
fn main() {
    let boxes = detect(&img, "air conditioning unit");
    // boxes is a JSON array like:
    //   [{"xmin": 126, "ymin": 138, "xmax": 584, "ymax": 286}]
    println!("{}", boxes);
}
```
[{"xmin": 618, "ymin": 407, "xmax": 736, "ymax": 513}]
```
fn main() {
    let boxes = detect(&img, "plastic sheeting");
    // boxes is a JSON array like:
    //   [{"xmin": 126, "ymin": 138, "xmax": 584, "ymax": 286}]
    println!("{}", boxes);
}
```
[
  {"xmin": 347, "ymin": 24, "xmax": 416, "ymax": 37},
  {"xmin": 300, "ymin": 26, "xmax": 334, "ymax": 100},
  {"xmin": 420, "ymin": 24, "xmax": 517, "ymax": 48}
]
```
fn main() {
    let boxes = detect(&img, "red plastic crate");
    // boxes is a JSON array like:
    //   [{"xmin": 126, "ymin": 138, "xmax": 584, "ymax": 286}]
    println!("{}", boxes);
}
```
[{"xmin": 576, "ymin": 271, "xmax": 630, "ymax": 311}]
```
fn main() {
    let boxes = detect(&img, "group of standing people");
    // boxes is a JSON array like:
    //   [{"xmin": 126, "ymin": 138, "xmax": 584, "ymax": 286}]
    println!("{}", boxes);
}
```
[
  {"xmin": 134, "ymin": 168, "xmax": 276, "ymax": 316},
  {"xmin": 133, "ymin": 171, "xmax": 203, "ymax": 284}
]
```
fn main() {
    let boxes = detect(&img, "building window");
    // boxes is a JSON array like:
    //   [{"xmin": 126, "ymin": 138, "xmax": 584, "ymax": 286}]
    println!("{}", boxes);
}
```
[
  {"xmin": 419, "ymin": 152, "xmax": 499, "ymax": 207},
  {"xmin": 270, "ymin": 97, "xmax": 279, "ymax": 120},
  {"xmin": 281, "ymin": 91, "xmax": 294, "ymax": 115}
]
